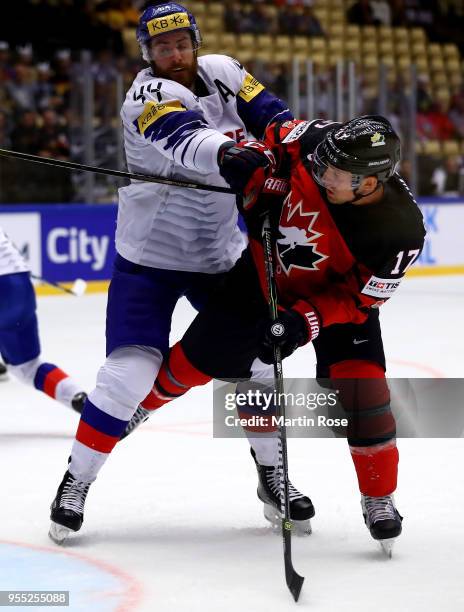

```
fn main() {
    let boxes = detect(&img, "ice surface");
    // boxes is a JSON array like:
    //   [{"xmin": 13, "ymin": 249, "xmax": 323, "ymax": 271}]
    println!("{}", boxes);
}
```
[{"xmin": 0, "ymin": 275, "xmax": 463, "ymax": 611}]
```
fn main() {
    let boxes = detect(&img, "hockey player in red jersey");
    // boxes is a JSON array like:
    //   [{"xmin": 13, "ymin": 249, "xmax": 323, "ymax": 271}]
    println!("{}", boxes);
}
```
[{"xmin": 133, "ymin": 115, "xmax": 426, "ymax": 553}]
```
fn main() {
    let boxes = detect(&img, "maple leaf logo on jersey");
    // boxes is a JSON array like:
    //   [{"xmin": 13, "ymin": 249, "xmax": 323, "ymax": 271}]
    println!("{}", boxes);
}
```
[{"xmin": 276, "ymin": 194, "xmax": 328, "ymax": 275}]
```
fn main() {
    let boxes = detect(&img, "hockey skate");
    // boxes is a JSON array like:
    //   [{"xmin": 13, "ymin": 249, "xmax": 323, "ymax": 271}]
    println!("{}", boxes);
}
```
[
  {"xmin": 49, "ymin": 470, "xmax": 91, "ymax": 544},
  {"xmin": 71, "ymin": 392, "xmax": 87, "ymax": 414},
  {"xmin": 251, "ymin": 448, "xmax": 314, "ymax": 536},
  {"xmin": 361, "ymin": 494, "xmax": 403, "ymax": 558},
  {"xmin": 0, "ymin": 361, "xmax": 7, "ymax": 381},
  {"xmin": 120, "ymin": 405, "xmax": 151, "ymax": 439}
]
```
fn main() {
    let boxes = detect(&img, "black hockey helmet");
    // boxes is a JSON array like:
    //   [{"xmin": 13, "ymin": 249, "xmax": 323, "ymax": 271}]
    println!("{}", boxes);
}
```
[{"xmin": 312, "ymin": 115, "xmax": 401, "ymax": 190}]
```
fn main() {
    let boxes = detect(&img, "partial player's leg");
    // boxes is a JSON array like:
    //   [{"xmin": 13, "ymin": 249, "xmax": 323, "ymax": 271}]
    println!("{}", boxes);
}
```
[
  {"xmin": 49, "ymin": 256, "xmax": 183, "ymax": 543},
  {"xmin": 238, "ymin": 358, "xmax": 315, "ymax": 535},
  {"xmin": 49, "ymin": 344, "xmax": 162, "ymax": 543},
  {"xmin": 134, "ymin": 251, "xmax": 314, "ymax": 530},
  {"xmin": 0, "ymin": 272, "xmax": 86, "ymax": 412},
  {"xmin": 121, "ymin": 267, "xmax": 229, "ymax": 439},
  {"xmin": 314, "ymin": 310, "xmax": 402, "ymax": 555}
]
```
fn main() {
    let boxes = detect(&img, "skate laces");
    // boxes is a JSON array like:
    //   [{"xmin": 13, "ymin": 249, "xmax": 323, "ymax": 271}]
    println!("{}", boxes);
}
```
[
  {"xmin": 128, "ymin": 406, "xmax": 150, "ymax": 431},
  {"xmin": 363, "ymin": 495, "xmax": 397, "ymax": 523},
  {"xmin": 267, "ymin": 466, "xmax": 303, "ymax": 501},
  {"xmin": 60, "ymin": 475, "xmax": 90, "ymax": 514}
]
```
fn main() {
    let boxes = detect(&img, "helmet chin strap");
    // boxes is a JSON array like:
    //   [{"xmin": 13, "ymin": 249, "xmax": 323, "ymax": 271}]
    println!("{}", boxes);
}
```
[{"xmin": 349, "ymin": 181, "xmax": 382, "ymax": 203}]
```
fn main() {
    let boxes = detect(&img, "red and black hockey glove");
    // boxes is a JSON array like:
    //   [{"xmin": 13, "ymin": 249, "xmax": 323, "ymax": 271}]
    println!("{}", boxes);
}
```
[
  {"xmin": 258, "ymin": 306, "xmax": 320, "ymax": 365},
  {"xmin": 243, "ymin": 175, "xmax": 290, "ymax": 216},
  {"xmin": 218, "ymin": 140, "xmax": 276, "ymax": 196}
]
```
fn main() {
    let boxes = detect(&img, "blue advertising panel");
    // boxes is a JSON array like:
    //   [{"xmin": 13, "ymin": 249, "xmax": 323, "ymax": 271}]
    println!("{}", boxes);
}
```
[
  {"xmin": 0, "ymin": 204, "xmax": 117, "ymax": 282},
  {"xmin": 40, "ymin": 205, "xmax": 117, "ymax": 282}
]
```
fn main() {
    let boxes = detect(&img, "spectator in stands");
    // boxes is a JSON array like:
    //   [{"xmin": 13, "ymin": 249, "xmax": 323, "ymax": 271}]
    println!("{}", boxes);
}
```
[
  {"xmin": 449, "ymin": 92, "xmax": 464, "ymax": 139},
  {"xmin": 4, "ymin": 63, "xmax": 39, "ymax": 111},
  {"xmin": 297, "ymin": 6, "xmax": 325, "ymax": 37},
  {"xmin": 402, "ymin": 0, "xmax": 437, "ymax": 35},
  {"xmin": 10, "ymin": 111, "xmax": 40, "ymax": 154},
  {"xmin": 370, "ymin": 0, "xmax": 391, "ymax": 26},
  {"xmin": 347, "ymin": 0, "xmax": 376, "ymax": 25},
  {"xmin": 248, "ymin": 4, "xmax": 273, "ymax": 34},
  {"xmin": 0, "ymin": 41, "xmax": 13, "ymax": 81},
  {"xmin": 35, "ymin": 63, "xmax": 56, "ymax": 110},
  {"xmin": 416, "ymin": 75, "xmax": 434, "ymax": 113},
  {"xmin": 37, "ymin": 109, "xmax": 70, "ymax": 160},
  {"xmin": 92, "ymin": 49, "xmax": 119, "ymax": 125},
  {"xmin": 51, "ymin": 49, "xmax": 72, "ymax": 103},
  {"xmin": 15, "ymin": 44, "xmax": 36, "ymax": 81},
  {"xmin": 431, "ymin": 155, "xmax": 464, "ymax": 196},
  {"xmin": 416, "ymin": 99, "xmax": 456, "ymax": 142},
  {"xmin": 223, "ymin": 2, "xmax": 244, "ymax": 34}
]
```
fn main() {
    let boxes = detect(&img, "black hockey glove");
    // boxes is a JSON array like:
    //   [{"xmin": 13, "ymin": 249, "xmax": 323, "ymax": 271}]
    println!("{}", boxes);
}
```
[
  {"xmin": 218, "ymin": 140, "xmax": 276, "ymax": 194},
  {"xmin": 258, "ymin": 307, "xmax": 320, "ymax": 365}
]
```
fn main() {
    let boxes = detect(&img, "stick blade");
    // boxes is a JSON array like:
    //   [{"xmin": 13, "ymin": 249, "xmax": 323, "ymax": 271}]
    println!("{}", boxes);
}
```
[{"xmin": 286, "ymin": 566, "xmax": 304, "ymax": 602}]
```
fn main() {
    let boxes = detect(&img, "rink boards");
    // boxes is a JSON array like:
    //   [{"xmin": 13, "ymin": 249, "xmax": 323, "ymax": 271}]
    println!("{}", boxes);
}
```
[{"xmin": 0, "ymin": 198, "xmax": 463, "ymax": 289}]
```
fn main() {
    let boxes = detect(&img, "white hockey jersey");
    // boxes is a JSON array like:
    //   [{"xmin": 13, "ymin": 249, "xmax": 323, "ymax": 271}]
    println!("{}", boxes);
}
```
[
  {"xmin": 117, "ymin": 54, "xmax": 292, "ymax": 273},
  {"xmin": 0, "ymin": 226, "xmax": 29, "ymax": 277}
]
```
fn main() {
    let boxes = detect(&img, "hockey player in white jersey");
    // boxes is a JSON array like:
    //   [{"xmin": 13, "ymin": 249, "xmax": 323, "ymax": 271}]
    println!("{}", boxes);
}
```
[
  {"xmin": 49, "ymin": 2, "xmax": 313, "ymax": 542},
  {"xmin": 0, "ymin": 226, "xmax": 86, "ymax": 412}
]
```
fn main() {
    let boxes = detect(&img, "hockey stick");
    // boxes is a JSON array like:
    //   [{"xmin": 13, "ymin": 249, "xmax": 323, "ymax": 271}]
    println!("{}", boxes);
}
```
[
  {"xmin": 261, "ymin": 214, "xmax": 304, "ymax": 602},
  {"xmin": 0, "ymin": 148, "xmax": 234, "ymax": 195},
  {"xmin": 31, "ymin": 275, "xmax": 87, "ymax": 297}
]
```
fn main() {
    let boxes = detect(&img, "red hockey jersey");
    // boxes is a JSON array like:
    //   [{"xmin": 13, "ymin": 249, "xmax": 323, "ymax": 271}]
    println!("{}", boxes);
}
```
[{"xmin": 246, "ymin": 119, "xmax": 426, "ymax": 331}]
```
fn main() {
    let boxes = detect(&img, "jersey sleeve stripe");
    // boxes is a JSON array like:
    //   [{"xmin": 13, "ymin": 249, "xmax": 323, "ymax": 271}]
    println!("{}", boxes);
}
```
[
  {"xmin": 136, "ymin": 109, "xmax": 207, "ymax": 148},
  {"xmin": 181, "ymin": 133, "xmax": 200, "ymax": 165}
]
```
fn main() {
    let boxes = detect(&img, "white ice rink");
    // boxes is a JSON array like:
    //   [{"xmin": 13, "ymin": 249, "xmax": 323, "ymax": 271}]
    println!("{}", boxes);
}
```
[{"xmin": 1, "ymin": 274, "xmax": 463, "ymax": 611}]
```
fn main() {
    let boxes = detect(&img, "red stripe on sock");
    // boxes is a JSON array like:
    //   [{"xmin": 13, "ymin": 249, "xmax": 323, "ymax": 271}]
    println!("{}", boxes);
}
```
[
  {"xmin": 156, "ymin": 365, "xmax": 185, "ymax": 396},
  {"xmin": 43, "ymin": 368, "xmax": 68, "ymax": 399},
  {"xmin": 141, "ymin": 383, "xmax": 169, "ymax": 411},
  {"xmin": 142, "ymin": 342, "xmax": 212, "ymax": 411},
  {"xmin": 169, "ymin": 342, "xmax": 211, "ymax": 386},
  {"xmin": 76, "ymin": 420, "xmax": 120, "ymax": 453}
]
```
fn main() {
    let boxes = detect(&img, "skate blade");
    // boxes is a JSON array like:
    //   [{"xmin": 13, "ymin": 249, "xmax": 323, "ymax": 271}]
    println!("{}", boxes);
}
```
[
  {"xmin": 263, "ymin": 503, "xmax": 312, "ymax": 536},
  {"xmin": 48, "ymin": 522, "xmax": 72, "ymax": 544},
  {"xmin": 379, "ymin": 538, "xmax": 396, "ymax": 558}
]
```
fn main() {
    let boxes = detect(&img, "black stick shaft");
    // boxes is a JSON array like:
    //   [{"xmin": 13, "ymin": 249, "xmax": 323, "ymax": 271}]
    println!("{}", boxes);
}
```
[
  {"xmin": 261, "ymin": 215, "xmax": 304, "ymax": 603},
  {"xmin": 0, "ymin": 148, "xmax": 234, "ymax": 195}
]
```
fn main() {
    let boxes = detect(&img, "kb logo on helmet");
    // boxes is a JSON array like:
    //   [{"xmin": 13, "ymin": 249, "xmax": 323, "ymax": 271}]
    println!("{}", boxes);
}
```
[{"xmin": 147, "ymin": 12, "xmax": 190, "ymax": 36}]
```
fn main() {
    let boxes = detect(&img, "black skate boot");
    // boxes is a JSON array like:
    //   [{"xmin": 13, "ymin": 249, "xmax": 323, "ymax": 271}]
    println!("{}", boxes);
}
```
[
  {"xmin": 71, "ymin": 392, "xmax": 87, "ymax": 414},
  {"xmin": 49, "ymin": 470, "xmax": 91, "ymax": 544},
  {"xmin": 0, "ymin": 361, "xmax": 8, "ymax": 381},
  {"xmin": 361, "ymin": 494, "xmax": 403, "ymax": 557},
  {"xmin": 120, "ymin": 405, "xmax": 151, "ymax": 439},
  {"xmin": 251, "ymin": 448, "xmax": 314, "ymax": 535}
]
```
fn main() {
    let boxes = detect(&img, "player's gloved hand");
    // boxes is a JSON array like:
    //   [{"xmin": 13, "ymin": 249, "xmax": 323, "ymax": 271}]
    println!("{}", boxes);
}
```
[
  {"xmin": 242, "ymin": 175, "xmax": 289, "ymax": 215},
  {"xmin": 218, "ymin": 140, "xmax": 276, "ymax": 194},
  {"xmin": 258, "ymin": 306, "xmax": 320, "ymax": 364}
]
